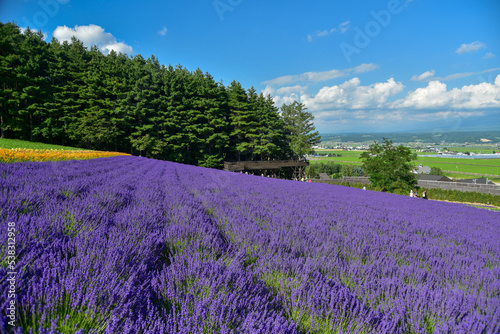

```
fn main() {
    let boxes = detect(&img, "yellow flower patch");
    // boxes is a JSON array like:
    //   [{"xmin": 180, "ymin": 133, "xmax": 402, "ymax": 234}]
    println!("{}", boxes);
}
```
[{"xmin": 0, "ymin": 148, "xmax": 130, "ymax": 162}]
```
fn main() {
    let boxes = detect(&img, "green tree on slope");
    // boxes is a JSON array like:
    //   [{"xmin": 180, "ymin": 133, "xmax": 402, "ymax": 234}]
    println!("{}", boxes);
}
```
[
  {"xmin": 360, "ymin": 138, "xmax": 418, "ymax": 192},
  {"xmin": 281, "ymin": 101, "xmax": 321, "ymax": 159}
]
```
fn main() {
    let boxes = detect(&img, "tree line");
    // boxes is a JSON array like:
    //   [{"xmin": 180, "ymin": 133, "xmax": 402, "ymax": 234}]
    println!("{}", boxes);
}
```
[{"xmin": 0, "ymin": 22, "xmax": 320, "ymax": 168}]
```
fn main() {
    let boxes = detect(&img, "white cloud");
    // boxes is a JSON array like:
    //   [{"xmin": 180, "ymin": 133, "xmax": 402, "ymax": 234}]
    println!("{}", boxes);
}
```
[
  {"xmin": 456, "ymin": 41, "xmax": 486, "ymax": 54},
  {"xmin": 54, "ymin": 24, "xmax": 113, "ymax": 45},
  {"xmin": 264, "ymin": 71, "xmax": 500, "ymax": 133},
  {"xmin": 264, "ymin": 77, "xmax": 404, "ymax": 114},
  {"xmin": 411, "ymin": 70, "xmax": 435, "ymax": 81},
  {"xmin": 410, "ymin": 111, "xmax": 484, "ymax": 121},
  {"xmin": 409, "ymin": 68, "xmax": 500, "ymax": 82},
  {"xmin": 102, "ymin": 42, "xmax": 133, "ymax": 55},
  {"xmin": 353, "ymin": 63, "xmax": 379, "ymax": 73},
  {"xmin": 158, "ymin": 26, "xmax": 168, "ymax": 36},
  {"xmin": 267, "ymin": 76, "xmax": 500, "ymax": 112},
  {"xmin": 393, "ymin": 81, "xmax": 449, "ymax": 108},
  {"xmin": 301, "ymin": 77, "xmax": 404, "ymax": 110},
  {"xmin": 53, "ymin": 24, "xmax": 133, "ymax": 55},
  {"xmin": 263, "ymin": 70, "xmax": 342, "ymax": 86},
  {"xmin": 262, "ymin": 63, "xmax": 379, "ymax": 86},
  {"xmin": 262, "ymin": 85, "xmax": 275, "ymax": 97},
  {"xmin": 265, "ymin": 75, "xmax": 500, "ymax": 132},
  {"xmin": 317, "ymin": 29, "xmax": 331, "ymax": 37},
  {"xmin": 262, "ymin": 85, "xmax": 301, "ymax": 107},
  {"xmin": 307, "ymin": 21, "xmax": 350, "ymax": 42},
  {"xmin": 276, "ymin": 85, "xmax": 309, "ymax": 95},
  {"xmin": 483, "ymin": 52, "xmax": 496, "ymax": 59},
  {"xmin": 339, "ymin": 21, "xmax": 350, "ymax": 33},
  {"xmin": 393, "ymin": 75, "xmax": 500, "ymax": 109}
]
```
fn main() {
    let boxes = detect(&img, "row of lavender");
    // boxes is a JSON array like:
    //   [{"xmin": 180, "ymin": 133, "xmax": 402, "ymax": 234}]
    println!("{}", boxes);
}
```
[
  {"xmin": 1, "ymin": 156, "xmax": 297, "ymax": 333},
  {"xmin": 0, "ymin": 156, "xmax": 499, "ymax": 333},
  {"xmin": 177, "ymin": 162, "xmax": 500, "ymax": 333}
]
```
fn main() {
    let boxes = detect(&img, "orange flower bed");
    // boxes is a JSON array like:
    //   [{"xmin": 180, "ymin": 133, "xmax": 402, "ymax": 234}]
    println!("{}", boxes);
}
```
[{"xmin": 0, "ymin": 148, "xmax": 130, "ymax": 162}]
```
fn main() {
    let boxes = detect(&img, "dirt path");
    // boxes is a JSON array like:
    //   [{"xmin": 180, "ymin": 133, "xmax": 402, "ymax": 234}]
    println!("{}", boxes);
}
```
[{"xmin": 429, "ymin": 199, "xmax": 500, "ymax": 210}]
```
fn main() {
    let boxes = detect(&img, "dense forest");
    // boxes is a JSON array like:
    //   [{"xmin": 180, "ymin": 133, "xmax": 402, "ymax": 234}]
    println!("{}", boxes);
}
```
[{"xmin": 0, "ymin": 22, "xmax": 320, "ymax": 168}]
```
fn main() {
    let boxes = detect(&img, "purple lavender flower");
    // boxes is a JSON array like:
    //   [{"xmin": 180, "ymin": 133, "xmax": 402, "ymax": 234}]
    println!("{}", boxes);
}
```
[{"xmin": 1, "ymin": 156, "xmax": 499, "ymax": 333}]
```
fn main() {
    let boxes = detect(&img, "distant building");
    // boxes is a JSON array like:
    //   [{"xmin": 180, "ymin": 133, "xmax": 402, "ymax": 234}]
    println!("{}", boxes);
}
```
[
  {"xmin": 456, "ymin": 178, "xmax": 495, "ymax": 185},
  {"xmin": 418, "ymin": 174, "xmax": 452, "ymax": 182},
  {"xmin": 414, "ymin": 164, "xmax": 431, "ymax": 174}
]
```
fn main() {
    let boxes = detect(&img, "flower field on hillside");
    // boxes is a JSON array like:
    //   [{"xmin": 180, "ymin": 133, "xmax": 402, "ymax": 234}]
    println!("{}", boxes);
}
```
[
  {"xmin": 0, "ymin": 148, "xmax": 129, "ymax": 163},
  {"xmin": 1, "ymin": 156, "xmax": 499, "ymax": 333}
]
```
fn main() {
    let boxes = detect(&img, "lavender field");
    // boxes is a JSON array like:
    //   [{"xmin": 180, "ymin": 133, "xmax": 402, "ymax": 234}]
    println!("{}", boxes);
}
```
[{"xmin": 1, "ymin": 156, "xmax": 499, "ymax": 334}]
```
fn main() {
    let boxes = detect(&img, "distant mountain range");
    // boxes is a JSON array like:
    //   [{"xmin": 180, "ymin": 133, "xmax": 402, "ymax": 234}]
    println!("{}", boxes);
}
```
[{"xmin": 320, "ymin": 131, "xmax": 500, "ymax": 145}]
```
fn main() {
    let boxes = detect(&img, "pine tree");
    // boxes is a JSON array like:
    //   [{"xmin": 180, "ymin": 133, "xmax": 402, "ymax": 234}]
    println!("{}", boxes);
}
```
[
  {"xmin": 43, "ymin": 38, "xmax": 69, "ymax": 144},
  {"xmin": 0, "ymin": 21, "xmax": 303, "ymax": 169},
  {"xmin": 17, "ymin": 28, "xmax": 51, "ymax": 142},
  {"xmin": 281, "ymin": 101, "xmax": 321, "ymax": 159},
  {"xmin": 161, "ymin": 64, "xmax": 190, "ymax": 162},
  {"xmin": 0, "ymin": 22, "xmax": 23, "ymax": 138},
  {"xmin": 266, "ymin": 95, "xmax": 293, "ymax": 160},
  {"xmin": 128, "ymin": 55, "xmax": 164, "ymax": 157},
  {"xmin": 71, "ymin": 46, "xmax": 115, "ymax": 149},
  {"xmin": 252, "ymin": 93, "xmax": 290, "ymax": 160},
  {"xmin": 107, "ymin": 51, "xmax": 133, "ymax": 152},
  {"xmin": 191, "ymin": 70, "xmax": 230, "ymax": 167},
  {"xmin": 227, "ymin": 81, "xmax": 257, "ymax": 161},
  {"xmin": 49, "ymin": 37, "xmax": 90, "ymax": 147}
]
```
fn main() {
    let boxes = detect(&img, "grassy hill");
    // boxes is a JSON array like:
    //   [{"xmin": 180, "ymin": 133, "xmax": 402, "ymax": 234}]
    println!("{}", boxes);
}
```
[
  {"xmin": 0, "ymin": 138, "xmax": 84, "ymax": 150},
  {"xmin": 2, "ymin": 155, "xmax": 499, "ymax": 333}
]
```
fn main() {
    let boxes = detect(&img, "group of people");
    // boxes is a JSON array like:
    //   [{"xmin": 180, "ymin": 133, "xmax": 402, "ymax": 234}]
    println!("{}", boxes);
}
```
[{"xmin": 410, "ymin": 189, "xmax": 427, "ymax": 199}]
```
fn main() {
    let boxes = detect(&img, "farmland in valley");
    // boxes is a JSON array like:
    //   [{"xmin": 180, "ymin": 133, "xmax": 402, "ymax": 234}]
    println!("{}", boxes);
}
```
[
  {"xmin": 1, "ymin": 156, "xmax": 499, "ymax": 333},
  {"xmin": 311, "ymin": 149, "xmax": 500, "ymax": 182}
]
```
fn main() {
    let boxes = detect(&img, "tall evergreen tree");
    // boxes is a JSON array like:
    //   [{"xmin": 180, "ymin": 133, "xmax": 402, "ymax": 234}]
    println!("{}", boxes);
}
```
[
  {"xmin": 251, "ymin": 92, "xmax": 291, "ymax": 160},
  {"xmin": 71, "ymin": 46, "xmax": 116, "ymax": 149},
  {"xmin": 192, "ymin": 70, "xmax": 230, "ymax": 167},
  {"xmin": 161, "ymin": 65, "xmax": 192, "ymax": 162},
  {"xmin": 227, "ymin": 81, "xmax": 257, "ymax": 161},
  {"xmin": 281, "ymin": 101, "xmax": 321, "ymax": 159},
  {"xmin": 128, "ymin": 55, "xmax": 166, "ymax": 157},
  {"xmin": 16, "ymin": 28, "xmax": 51, "ymax": 142},
  {"xmin": 0, "ymin": 21, "xmax": 323, "ymax": 171},
  {"xmin": 0, "ymin": 22, "xmax": 23, "ymax": 138},
  {"xmin": 42, "ymin": 38, "xmax": 69, "ymax": 144},
  {"xmin": 53, "ymin": 38, "xmax": 90, "ymax": 147}
]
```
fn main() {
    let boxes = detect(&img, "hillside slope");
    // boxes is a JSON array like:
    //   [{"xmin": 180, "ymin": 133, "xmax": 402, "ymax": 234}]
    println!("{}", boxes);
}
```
[{"xmin": 1, "ymin": 156, "xmax": 499, "ymax": 333}]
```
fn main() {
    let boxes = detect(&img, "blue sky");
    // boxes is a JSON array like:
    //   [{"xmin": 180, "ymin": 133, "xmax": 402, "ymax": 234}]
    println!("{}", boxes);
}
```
[{"xmin": 1, "ymin": 0, "xmax": 499, "ymax": 134}]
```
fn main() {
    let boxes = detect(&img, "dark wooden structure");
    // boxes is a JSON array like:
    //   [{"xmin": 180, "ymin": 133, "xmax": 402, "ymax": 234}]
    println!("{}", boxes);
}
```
[{"xmin": 223, "ymin": 160, "xmax": 309, "ymax": 180}]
